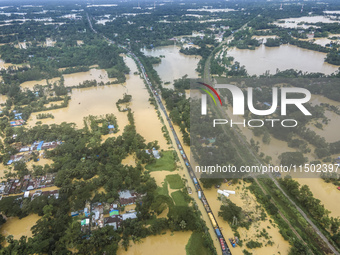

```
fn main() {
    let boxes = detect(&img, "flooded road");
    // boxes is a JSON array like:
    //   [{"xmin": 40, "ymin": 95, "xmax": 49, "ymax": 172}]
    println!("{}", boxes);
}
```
[
  {"xmin": 227, "ymin": 44, "xmax": 338, "ymax": 75},
  {"xmin": 142, "ymin": 45, "xmax": 201, "ymax": 89},
  {"xmin": 117, "ymin": 231, "xmax": 191, "ymax": 255}
]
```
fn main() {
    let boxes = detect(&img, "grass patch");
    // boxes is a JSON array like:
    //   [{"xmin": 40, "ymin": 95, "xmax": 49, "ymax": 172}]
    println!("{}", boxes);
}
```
[
  {"xmin": 165, "ymin": 174, "xmax": 184, "ymax": 189},
  {"xmin": 145, "ymin": 150, "xmax": 176, "ymax": 172},
  {"xmin": 171, "ymin": 190, "xmax": 188, "ymax": 206},
  {"xmin": 156, "ymin": 180, "xmax": 169, "ymax": 196},
  {"xmin": 186, "ymin": 232, "xmax": 211, "ymax": 255}
]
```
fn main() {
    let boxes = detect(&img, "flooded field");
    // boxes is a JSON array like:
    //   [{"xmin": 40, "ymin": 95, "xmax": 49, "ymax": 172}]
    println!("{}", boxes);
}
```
[
  {"xmin": 227, "ymin": 44, "xmax": 338, "ymax": 75},
  {"xmin": 203, "ymin": 181, "xmax": 291, "ymax": 255},
  {"xmin": 21, "ymin": 68, "xmax": 116, "ymax": 89},
  {"xmin": 0, "ymin": 59, "xmax": 26, "ymax": 70},
  {"xmin": 295, "ymin": 178, "xmax": 340, "ymax": 218},
  {"xmin": 27, "ymin": 84, "xmax": 128, "ymax": 128},
  {"xmin": 217, "ymin": 91, "xmax": 340, "ymax": 223},
  {"xmin": 117, "ymin": 231, "xmax": 191, "ymax": 255},
  {"xmin": 0, "ymin": 94, "xmax": 6, "ymax": 104},
  {"xmin": 142, "ymin": 45, "xmax": 201, "ymax": 89},
  {"xmin": 309, "ymin": 95, "xmax": 340, "ymax": 143},
  {"xmin": 27, "ymin": 57, "xmax": 168, "ymax": 149},
  {"xmin": 273, "ymin": 16, "xmax": 339, "ymax": 29},
  {"xmin": 1, "ymin": 214, "xmax": 40, "ymax": 240},
  {"xmin": 222, "ymin": 104, "xmax": 302, "ymax": 165},
  {"xmin": 21, "ymin": 77, "xmax": 59, "ymax": 90},
  {"xmin": 308, "ymin": 109, "xmax": 340, "ymax": 142}
]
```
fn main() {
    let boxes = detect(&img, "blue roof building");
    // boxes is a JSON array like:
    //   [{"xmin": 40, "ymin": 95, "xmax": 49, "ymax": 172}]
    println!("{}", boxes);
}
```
[{"xmin": 37, "ymin": 141, "xmax": 44, "ymax": 151}]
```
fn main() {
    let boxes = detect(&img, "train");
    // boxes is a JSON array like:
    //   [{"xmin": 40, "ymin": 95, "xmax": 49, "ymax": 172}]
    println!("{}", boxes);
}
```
[
  {"xmin": 220, "ymin": 238, "xmax": 226, "ymax": 251},
  {"xmin": 208, "ymin": 212, "xmax": 217, "ymax": 228},
  {"xmin": 215, "ymin": 228, "xmax": 222, "ymax": 238}
]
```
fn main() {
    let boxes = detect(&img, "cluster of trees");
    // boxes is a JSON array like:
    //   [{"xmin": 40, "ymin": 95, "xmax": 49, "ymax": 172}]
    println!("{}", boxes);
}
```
[
  {"xmin": 280, "ymin": 177, "xmax": 332, "ymax": 227},
  {"xmin": 218, "ymin": 199, "xmax": 252, "ymax": 231},
  {"xmin": 83, "ymin": 114, "xmax": 119, "ymax": 135},
  {"xmin": 0, "ymin": 38, "xmax": 129, "ymax": 81},
  {"xmin": 279, "ymin": 152, "xmax": 306, "ymax": 166},
  {"xmin": 93, "ymin": 1, "xmax": 257, "ymax": 49},
  {"xmin": 264, "ymin": 38, "xmax": 281, "ymax": 47},
  {"xmin": 320, "ymin": 172, "xmax": 340, "ymax": 186},
  {"xmin": 290, "ymin": 38, "xmax": 330, "ymax": 53},
  {"xmin": 145, "ymin": 56, "xmax": 162, "ymax": 65},
  {"xmin": 229, "ymin": 28, "xmax": 261, "ymax": 50},
  {"xmin": 162, "ymin": 77, "xmax": 190, "ymax": 145},
  {"xmin": 36, "ymin": 113, "xmax": 54, "ymax": 119},
  {"xmin": 180, "ymin": 45, "xmax": 213, "ymax": 59},
  {"xmin": 326, "ymin": 50, "xmax": 340, "ymax": 65}
]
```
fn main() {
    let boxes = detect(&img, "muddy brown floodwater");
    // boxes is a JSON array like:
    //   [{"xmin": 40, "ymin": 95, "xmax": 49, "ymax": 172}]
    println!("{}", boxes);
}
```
[
  {"xmin": 1, "ymin": 214, "xmax": 40, "ymax": 241},
  {"xmin": 227, "ymin": 44, "xmax": 338, "ymax": 75},
  {"xmin": 27, "ymin": 57, "xmax": 168, "ymax": 149},
  {"xmin": 295, "ymin": 177, "xmax": 340, "ymax": 218},
  {"xmin": 0, "ymin": 94, "xmax": 7, "ymax": 104},
  {"xmin": 117, "ymin": 231, "xmax": 191, "ymax": 255},
  {"xmin": 21, "ymin": 68, "xmax": 116, "ymax": 89},
  {"xmin": 142, "ymin": 45, "xmax": 201, "ymax": 89},
  {"xmin": 203, "ymin": 182, "xmax": 291, "ymax": 255},
  {"xmin": 121, "ymin": 154, "xmax": 137, "ymax": 167},
  {"xmin": 222, "ymin": 94, "xmax": 340, "ymax": 220},
  {"xmin": 309, "ymin": 94, "xmax": 340, "ymax": 143}
]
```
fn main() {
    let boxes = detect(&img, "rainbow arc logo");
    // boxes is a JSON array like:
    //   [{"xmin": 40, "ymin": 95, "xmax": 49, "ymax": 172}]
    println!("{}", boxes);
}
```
[{"xmin": 198, "ymin": 82, "xmax": 222, "ymax": 106}]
